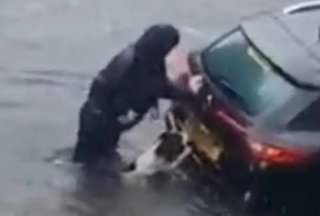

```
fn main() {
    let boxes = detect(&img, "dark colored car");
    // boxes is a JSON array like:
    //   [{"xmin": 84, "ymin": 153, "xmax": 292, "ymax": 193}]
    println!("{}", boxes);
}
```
[{"xmin": 169, "ymin": 1, "xmax": 320, "ymax": 214}]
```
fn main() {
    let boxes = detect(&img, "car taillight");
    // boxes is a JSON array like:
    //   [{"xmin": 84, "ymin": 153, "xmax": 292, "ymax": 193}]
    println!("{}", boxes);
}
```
[{"xmin": 248, "ymin": 139, "xmax": 308, "ymax": 166}]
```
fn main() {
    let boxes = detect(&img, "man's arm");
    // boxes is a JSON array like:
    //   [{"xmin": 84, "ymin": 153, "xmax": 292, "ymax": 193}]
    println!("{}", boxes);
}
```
[
  {"xmin": 161, "ymin": 80, "xmax": 197, "ymax": 103},
  {"xmin": 161, "ymin": 75, "xmax": 208, "ymax": 114}
]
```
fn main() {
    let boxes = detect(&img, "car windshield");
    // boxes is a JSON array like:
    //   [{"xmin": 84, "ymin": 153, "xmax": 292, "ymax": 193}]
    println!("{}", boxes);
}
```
[{"xmin": 203, "ymin": 30, "xmax": 295, "ymax": 116}]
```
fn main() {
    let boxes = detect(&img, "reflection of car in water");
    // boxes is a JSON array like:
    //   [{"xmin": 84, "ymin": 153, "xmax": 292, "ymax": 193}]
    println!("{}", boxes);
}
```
[{"xmin": 165, "ymin": 1, "xmax": 320, "ymax": 214}]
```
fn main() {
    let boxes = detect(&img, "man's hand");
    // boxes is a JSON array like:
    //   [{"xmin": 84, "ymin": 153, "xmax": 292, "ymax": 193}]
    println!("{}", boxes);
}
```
[{"xmin": 188, "ymin": 75, "xmax": 204, "ymax": 95}]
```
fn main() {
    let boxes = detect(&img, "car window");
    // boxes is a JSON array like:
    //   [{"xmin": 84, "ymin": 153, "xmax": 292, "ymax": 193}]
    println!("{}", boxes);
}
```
[
  {"xmin": 203, "ymin": 30, "xmax": 295, "ymax": 116},
  {"xmin": 288, "ymin": 98, "xmax": 320, "ymax": 131}
]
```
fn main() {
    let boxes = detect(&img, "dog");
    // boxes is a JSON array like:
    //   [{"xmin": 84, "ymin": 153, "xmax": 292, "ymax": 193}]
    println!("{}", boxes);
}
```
[{"xmin": 121, "ymin": 109, "xmax": 192, "ymax": 184}]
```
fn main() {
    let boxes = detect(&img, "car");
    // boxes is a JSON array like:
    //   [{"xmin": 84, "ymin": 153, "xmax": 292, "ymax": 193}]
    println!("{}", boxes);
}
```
[{"xmin": 165, "ymin": 1, "xmax": 320, "ymax": 214}]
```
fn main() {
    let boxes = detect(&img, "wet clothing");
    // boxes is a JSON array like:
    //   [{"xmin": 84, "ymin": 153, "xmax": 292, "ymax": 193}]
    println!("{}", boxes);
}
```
[
  {"xmin": 73, "ymin": 101, "xmax": 121, "ymax": 163},
  {"xmin": 73, "ymin": 24, "xmax": 194, "ymax": 164}
]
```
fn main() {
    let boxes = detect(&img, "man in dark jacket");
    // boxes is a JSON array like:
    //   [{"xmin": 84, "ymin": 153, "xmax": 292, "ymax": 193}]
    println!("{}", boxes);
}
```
[{"xmin": 73, "ymin": 24, "xmax": 195, "ymax": 165}]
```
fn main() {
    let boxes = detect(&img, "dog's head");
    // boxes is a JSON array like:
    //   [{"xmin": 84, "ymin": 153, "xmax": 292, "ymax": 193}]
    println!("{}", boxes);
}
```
[{"xmin": 155, "ymin": 132, "xmax": 187, "ymax": 163}]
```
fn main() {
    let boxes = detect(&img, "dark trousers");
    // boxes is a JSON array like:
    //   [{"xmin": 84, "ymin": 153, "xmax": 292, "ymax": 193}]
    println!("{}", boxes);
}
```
[{"xmin": 73, "ymin": 101, "xmax": 121, "ymax": 164}]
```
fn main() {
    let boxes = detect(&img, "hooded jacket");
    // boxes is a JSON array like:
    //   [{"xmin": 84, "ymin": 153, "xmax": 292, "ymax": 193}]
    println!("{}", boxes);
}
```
[{"xmin": 88, "ymin": 24, "xmax": 192, "ymax": 124}]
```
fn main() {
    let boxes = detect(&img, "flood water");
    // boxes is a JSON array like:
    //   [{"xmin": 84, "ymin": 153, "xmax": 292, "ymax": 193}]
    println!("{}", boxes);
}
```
[{"xmin": 0, "ymin": 0, "xmax": 299, "ymax": 215}]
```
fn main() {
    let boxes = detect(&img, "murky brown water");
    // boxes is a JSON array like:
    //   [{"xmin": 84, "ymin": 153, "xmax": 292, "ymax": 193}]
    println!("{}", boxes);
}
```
[{"xmin": 0, "ymin": 0, "xmax": 298, "ymax": 215}]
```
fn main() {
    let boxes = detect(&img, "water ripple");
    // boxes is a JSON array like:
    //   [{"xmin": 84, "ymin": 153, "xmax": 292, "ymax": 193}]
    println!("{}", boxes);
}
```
[
  {"xmin": 23, "ymin": 69, "xmax": 93, "ymax": 81},
  {"xmin": 0, "ymin": 100, "xmax": 23, "ymax": 109},
  {"xmin": 4, "ymin": 69, "xmax": 90, "ymax": 92},
  {"xmin": 6, "ymin": 76, "xmax": 71, "ymax": 87}
]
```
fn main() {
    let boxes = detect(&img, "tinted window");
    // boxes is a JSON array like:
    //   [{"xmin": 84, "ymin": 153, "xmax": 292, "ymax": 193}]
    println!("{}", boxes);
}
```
[
  {"xmin": 288, "ymin": 98, "xmax": 320, "ymax": 131},
  {"xmin": 203, "ymin": 30, "xmax": 295, "ymax": 116}
]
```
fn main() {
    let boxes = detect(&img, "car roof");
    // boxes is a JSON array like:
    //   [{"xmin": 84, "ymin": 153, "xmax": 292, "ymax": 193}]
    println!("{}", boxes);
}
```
[{"xmin": 241, "ymin": 10, "xmax": 320, "ymax": 90}]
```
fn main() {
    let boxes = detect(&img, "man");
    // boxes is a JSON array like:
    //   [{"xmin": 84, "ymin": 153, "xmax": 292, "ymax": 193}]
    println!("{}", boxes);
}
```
[{"xmin": 73, "ymin": 24, "xmax": 197, "ymax": 165}]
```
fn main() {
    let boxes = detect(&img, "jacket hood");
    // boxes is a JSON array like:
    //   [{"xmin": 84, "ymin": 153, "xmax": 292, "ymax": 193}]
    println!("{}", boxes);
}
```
[{"xmin": 135, "ymin": 24, "xmax": 180, "ymax": 64}]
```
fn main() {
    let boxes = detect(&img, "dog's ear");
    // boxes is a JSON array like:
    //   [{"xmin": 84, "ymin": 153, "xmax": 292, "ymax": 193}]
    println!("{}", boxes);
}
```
[
  {"xmin": 164, "ymin": 112, "xmax": 174, "ymax": 131},
  {"xmin": 186, "ymin": 141, "xmax": 195, "ymax": 147},
  {"xmin": 159, "ymin": 132, "xmax": 169, "ymax": 141},
  {"xmin": 175, "ymin": 120, "xmax": 183, "ymax": 132},
  {"xmin": 165, "ymin": 111, "xmax": 183, "ymax": 132},
  {"xmin": 122, "ymin": 162, "xmax": 136, "ymax": 172}
]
